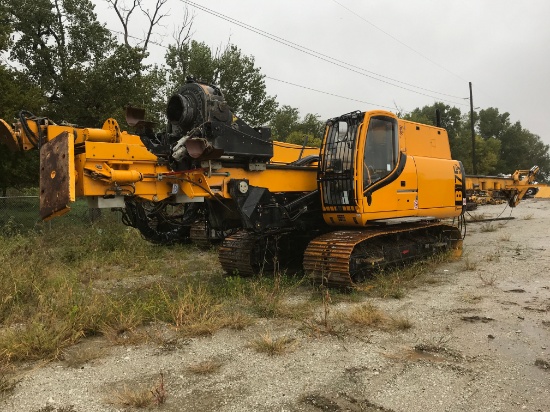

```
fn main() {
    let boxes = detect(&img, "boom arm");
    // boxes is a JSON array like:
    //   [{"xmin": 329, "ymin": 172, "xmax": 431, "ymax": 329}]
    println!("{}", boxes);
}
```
[{"xmin": 0, "ymin": 81, "xmax": 321, "ymax": 245}]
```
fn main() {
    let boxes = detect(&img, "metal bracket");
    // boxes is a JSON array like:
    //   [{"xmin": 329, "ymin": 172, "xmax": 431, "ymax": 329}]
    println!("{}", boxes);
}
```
[{"xmin": 39, "ymin": 131, "xmax": 75, "ymax": 220}]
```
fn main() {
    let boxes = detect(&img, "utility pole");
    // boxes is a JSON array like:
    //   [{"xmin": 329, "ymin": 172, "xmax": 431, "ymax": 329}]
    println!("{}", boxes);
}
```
[{"xmin": 469, "ymin": 82, "xmax": 477, "ymax": 174}]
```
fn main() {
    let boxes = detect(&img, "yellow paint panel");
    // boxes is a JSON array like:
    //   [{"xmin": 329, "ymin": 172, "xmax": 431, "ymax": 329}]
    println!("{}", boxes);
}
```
[{"xmin": 272, "ymin": 141, "xmax": 319, "ymax": 164}]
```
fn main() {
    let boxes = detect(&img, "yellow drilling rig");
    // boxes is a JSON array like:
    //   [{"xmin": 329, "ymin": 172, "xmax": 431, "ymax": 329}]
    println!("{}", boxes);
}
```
[
  {"xmin": 465, "ymin": 168, "xmax": 541, "ymax": 207},
  {"xmin": 0, "ymin": 80, "xmax": 491, "ymax": 286}
]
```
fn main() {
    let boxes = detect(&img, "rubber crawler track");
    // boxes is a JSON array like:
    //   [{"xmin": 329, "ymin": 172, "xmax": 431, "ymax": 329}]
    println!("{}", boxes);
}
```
[
  {"xmin": 218, "ymin": 223, "xmax": 463, "ymax": 287},
  {"xmin": 303, "ymin": 223, "xmax": 462, "ymax": 287},
  {"xmin": 190, "ymin": 221, "xmax": 210, "ymax": 249},
  {"xmin": 219, "ymin": 231, "xmax": 265, "ymax": 277}
]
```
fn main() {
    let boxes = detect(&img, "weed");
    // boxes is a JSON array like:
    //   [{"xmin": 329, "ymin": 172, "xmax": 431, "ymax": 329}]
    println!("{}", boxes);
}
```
[
  {"xmin": 151, "ymin": 372, "xmax": 167, "ymax": 405},
  {"xmin": 0, "ymin": 217, "xmax": 24, "ymax": 237},
  {"xmin": 0, "ymin": 361, "xmax": 19, "ymax": 399},
  {"xmin": 107, "ymin": 373, "xmax": 167, "ymax": 408},
  {"xmin": 243, "ymin": 276, "xmax": 312, "ymax": 320},
  {"xmin": 225, "ymin": 311, "xmax": 255, "ymax": 330},
  {"xmin": 167, "ymin": 284, "xmax": 228, "ymax": 337},
  {"xmin": 34, "ymin": 406, "xmax": 77, "ymax": 412},
  {"xmin": 100, "ymin": 311, "xmax": 145, "ymax": 345},
  {"xmin": 187, "ymin": 359, "xmax": 224, "ymax": 375},
  {"xmin": 302, "ymin": 285, "xmax": 346, "ymax": 336},
  {"xmin": 480, "ymin": 223, "xmax": 497, "ymax": 232},
  {"xmin": 248, "ymin": 333, "xmax": 296, "ymax": 356},
  {"xmin": 499, "ymin": 233, "xmax": 511, "ymax": 241},
  {"xmin": 321, "ymin": 286, "xmax": 332, "ymax": 329},
  {"xmin": 356, "ymin": 254, "xmax": 450, "ymax": 300},
  {"xmin": 247, "ymin": 281, "xmax": 285, "ymax": 318},
  {"xmin": 460, "ymin": 293, "xmax": 484, "ymax": 304},
  {"xmin": 466, "ymin": 213, "xmax": 486, "ymax": 222},
  {"xmin": 390, "ymin": 316, "xmax": 413, "ymax": 330},
  {"xmin": 464, "ymin": 258, "xmax": 477, "ymax": 271},
  {"xmin": 344, "ymin": 303, "xmax": 386, "ymax": 327},
  {"xmin": 478, "ymin": 272, "xmax": 497, "ymax": 286},
  {"xmin": 367, "ymin": 270, "xmax": 405, "ymax": 299},
  {"xmin": 485, "ymin": 251, "xmax": 500, "ymax": 262},
  {"xmin": 62, "ymin": 345, "xmax": 108, "ymax": 368},
  {"xmin": 109, "ymin": 385, "xmax": 153, "ymax": 408},
  {"xmin": 0, "ymin": 319, "xmax": 84, "ymax": 362}
]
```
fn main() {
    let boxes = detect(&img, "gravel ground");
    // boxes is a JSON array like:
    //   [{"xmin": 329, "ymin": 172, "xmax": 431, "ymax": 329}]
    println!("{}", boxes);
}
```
[{"xmin": 2, "ymin": 199, "xmax": 549, "ymax": 412}]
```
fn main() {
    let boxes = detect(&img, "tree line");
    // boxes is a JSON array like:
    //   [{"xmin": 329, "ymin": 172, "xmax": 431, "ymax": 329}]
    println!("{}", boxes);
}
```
[
  {"xmin": 0, "ymin": 0, "xmax": 548, "ymax": 196},
  {"xmin": 403, "ymin": 103, "xmax": 550, "ymax": 181}
]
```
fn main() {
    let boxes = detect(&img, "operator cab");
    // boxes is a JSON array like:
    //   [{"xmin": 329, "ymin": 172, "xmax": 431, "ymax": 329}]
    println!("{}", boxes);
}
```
[
  {"xmin": 319, "ymin": 110, "xmax": 401, "ymax": 212},
  {"xmin": 319, "ymin": 110, "xmax": 464, "ymax": 226}
]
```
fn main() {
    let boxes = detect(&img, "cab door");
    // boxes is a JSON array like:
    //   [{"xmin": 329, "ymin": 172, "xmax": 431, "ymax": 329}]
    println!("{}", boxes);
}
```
[{"xmin": 357, "ymin": 112, "xmax": 404, "ymax": 217}]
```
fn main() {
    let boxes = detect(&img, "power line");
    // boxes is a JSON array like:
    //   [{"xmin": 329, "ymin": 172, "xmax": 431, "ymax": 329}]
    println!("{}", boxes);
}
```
[
  {"xmin": 103, "ymin": 17, "xmax": 466, "ymax": 113},
  {"xmin": 330, "ymin": 0, "xmax": 470, "ymax": 84},
  {"xmin": 266, "ymin": 76, "xmax": 396, "ymax": 111},
  {"xmin": 102, "ymin": 29, "xmax": 406, "ymax": 110},
  {"xmin": 103, "ymin": 27, "xmax": 405, "ymax": 112},
  {"xmin": 108, "ymin": 28, "xmax": 167, "ymax": 49},
  {"xmin": 104, "ymin": 27, "xmax": 458, "ymax": 114},
  {"xmin": 181, "ymin": 0, "xmax": 469, "ymax": 107},
  {"xmin": 330, "ymin": 1, "xmax": 501, "ymax": 107}
]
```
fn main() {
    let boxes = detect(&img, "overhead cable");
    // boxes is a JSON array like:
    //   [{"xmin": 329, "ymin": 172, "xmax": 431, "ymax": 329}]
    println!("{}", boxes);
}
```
[
  {"xmin": 330, "ymin": 0, "xmax": 470, "ymax": 83},
  {"xmin": 181, "ymin": 0, "xmax": 470, "ymax": 106}
]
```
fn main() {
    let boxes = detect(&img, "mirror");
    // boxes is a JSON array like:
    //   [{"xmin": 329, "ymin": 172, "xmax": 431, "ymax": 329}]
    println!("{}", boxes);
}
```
[{"xmin": 337, "ymin": 121, "xmax": 348, "ymax": 140}]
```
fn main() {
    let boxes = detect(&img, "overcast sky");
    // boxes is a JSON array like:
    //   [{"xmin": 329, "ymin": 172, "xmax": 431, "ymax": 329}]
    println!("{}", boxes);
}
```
[{"xmin": 94, "ymin": 0, "xmax": 550, "ymax": 146}]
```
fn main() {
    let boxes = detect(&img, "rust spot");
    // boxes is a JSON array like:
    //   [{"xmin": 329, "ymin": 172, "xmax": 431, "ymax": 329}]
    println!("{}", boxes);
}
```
[{"xmin": 40, "ymin": 131, "xmax": 71, "ymax": 220}]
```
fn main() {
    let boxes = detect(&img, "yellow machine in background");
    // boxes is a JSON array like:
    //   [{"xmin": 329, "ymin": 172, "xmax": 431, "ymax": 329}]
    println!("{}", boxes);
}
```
[
  {"xmin": 465, "ymin": 167, "xmax": 540, "ymax": 207},
  {"xmin": 1, "ymin": 80, "xmax": 469, "ymax": 286},
  {"xmin": 534, "ymin": 184, "xmax": 550, "ymax": 198}
]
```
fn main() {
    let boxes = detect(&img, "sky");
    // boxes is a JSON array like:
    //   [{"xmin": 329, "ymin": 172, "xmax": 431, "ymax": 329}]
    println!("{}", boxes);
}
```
[{"xmin": 93, "ymin": 0, "xmax": 550, "ymax": 146}]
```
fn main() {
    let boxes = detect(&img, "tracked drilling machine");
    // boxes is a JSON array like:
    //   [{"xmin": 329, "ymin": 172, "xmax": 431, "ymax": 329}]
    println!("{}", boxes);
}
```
[{"xmin": 1, "ymin": 80, "xmax": 469, "ymax": 286}]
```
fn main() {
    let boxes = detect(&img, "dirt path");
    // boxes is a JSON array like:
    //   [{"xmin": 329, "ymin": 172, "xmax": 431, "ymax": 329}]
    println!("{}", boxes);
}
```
[{"xmin": 3, "ymin": 200, "xmax": 549, "ymax": 412}]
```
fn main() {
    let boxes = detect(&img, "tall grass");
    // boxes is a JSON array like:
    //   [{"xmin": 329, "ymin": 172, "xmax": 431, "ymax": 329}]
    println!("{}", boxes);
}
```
[
  {"xmin": 0, "ymin": 217, "xmax": 451, "ymax": 365},
  {"xmin": 0, "ymin": 220, "xmax": 311, "ymax": 362}
]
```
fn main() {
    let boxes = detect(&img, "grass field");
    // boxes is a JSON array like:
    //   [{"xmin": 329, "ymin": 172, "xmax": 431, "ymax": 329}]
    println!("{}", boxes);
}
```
[{"xmin": 0, "ymin": 212, "xmax": 450, "ymax": 370}]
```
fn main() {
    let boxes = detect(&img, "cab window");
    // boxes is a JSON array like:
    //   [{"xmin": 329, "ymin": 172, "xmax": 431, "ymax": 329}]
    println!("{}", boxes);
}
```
[{"xmin": 363, "ymin": 116, "xmax": 398, "ymax": 188}]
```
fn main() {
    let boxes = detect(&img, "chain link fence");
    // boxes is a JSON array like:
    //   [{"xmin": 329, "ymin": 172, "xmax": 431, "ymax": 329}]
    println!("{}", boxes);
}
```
[{"xmin": 0, "ymin": 192, "xmax": 123, "ymax": 236}]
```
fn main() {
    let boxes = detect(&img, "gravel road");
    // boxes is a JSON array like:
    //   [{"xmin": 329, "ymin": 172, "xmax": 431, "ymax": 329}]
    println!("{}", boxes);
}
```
[{"xmin": 2, "ymin": 200, "xmax": 549, "ymax": 412}]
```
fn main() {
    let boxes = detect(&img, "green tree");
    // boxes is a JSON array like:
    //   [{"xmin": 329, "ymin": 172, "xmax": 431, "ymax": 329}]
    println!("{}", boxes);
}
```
[
  {"xmin": 5, "ymin": 0, "xmax": 164, "ymax": 127},
  {"xmin": 445, "ymin": 134, "xmax": 500, "ymax": 175},
  {"xmin": 165, "ymin": 41, "xmax": 278, "ymax": 126},
  {"xmin": 0, "ymin": 62, "xmax": 45, "ymax": 196},
  {"xmin": 8, "ymin": 0, "xmax": 114, "ymax": 103},
  {"xmin": 496, "ymin": 122, "xmax": 550, "ymax": 181},
  {"xmin": 269, "ymin": 107, "xmax": 325, "ymax": 144},
  {"xmin": 0, "ymin": 0, "xmax": 11, "ymax": 51},
  {"xmin": 51, "ymin": 44, "xmax": 165, "ymax": 127},
  {"xmin": 296, "ymin": 113, "xmax": 325, "ymax": 140},
  {"xmin": 0, "ymin": 150, "xmax": 40, "ymax": 197},
  {"xmin": 285, "ymin": 131, "xmax": 321, "ymax": 148},
  {"xmin": 217, "ymin": 45, "xmax": 278, "ymax": 126},
  {"xmin": 403, "ymin": 102, "xmax": 464, "ymax": 141},
  {"xmin": 478, "ymin": 107, "xmax": 550, "ymax": 180},
  {"xmin": 478, "ymin": 107, "xmax": 511, "ymax": 139},
  {"xmin": 269, "ymin": 105, "xmax": 300, "ymax": 140}
]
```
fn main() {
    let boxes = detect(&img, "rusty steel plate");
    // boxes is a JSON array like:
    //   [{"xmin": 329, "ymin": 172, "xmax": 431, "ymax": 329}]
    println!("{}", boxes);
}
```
[
  {"xmin": 0, "ymin": 119, "xmax": 19, "ymax": 151},
  {"xmin": 40, "ymin": 131, "xmax": 75, "ymax": 220}
]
